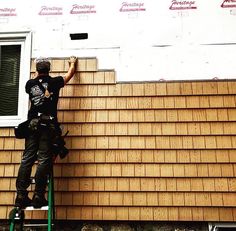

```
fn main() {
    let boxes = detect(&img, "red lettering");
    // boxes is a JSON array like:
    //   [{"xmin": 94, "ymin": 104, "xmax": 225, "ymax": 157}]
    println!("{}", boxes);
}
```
[
  {"xmin": 70, "ymin": 4, "xmax": 96, "ymax": 14},
  {"xmin": 221, "ymin": 0, "xmax": 236, "ymax": 8},
  {"xmin": 120, "ymin": 2, "xmax": 146, "ymax": 12},
  {"xmin": 169, "ymin": 0, "xmax": 197, "ymax": 10},
  {"xmin": 39, "ymin": 6, "xmax": 63, "ymax": 15},
  {"xmin": 0, "ymin": 8, "xmax": 17, "ymax": 16}
]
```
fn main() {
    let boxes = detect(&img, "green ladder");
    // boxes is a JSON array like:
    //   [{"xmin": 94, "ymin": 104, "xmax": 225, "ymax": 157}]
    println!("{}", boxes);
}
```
[{"xmin": 9, "ymin": 171, "xmax": 55, "ymax": 231}]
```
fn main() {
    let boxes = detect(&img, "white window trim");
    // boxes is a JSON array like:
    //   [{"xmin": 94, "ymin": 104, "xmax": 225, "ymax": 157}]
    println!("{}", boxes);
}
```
[
  {"xmin": 208, "ymin": 222, "xmax": 236, "ymax": 231},
  {"xmin": 0, "ymin": 31, "xmax": 32, "ymax": 127}
]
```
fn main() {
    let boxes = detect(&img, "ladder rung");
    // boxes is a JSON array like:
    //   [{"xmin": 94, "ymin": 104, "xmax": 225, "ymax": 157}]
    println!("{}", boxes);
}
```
[
  {"xmin": 14, "ymin": 217, "xmax": 21, "ymax": 220},
  {"xmin": 24, "ymin": 206, "xmax": 48, "ymax": 211}
]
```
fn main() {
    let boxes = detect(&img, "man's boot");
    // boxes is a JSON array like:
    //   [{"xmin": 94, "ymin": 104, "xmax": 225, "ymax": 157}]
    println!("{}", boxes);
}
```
[
  {"xmin": 32, "ymin": 193, "xmax": 48, "ymax": 208},
  {"xmin": 15, "ymin": 193, "xmax": 32, "ymax": 209}
]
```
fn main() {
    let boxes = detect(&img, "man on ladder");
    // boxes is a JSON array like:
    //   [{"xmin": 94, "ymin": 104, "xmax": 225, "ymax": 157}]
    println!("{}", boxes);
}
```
[{"xmin": 14, "ymin": 56, "xmax": 77, "ymax": 209}]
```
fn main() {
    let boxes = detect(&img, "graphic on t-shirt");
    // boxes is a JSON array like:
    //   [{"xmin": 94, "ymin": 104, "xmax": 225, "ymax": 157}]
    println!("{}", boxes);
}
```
[
  {"xmin": 30, "ymin": 85, "xmax": 43, "ymax": 96},
  {"xmin": 30, "ymin": 85, "xmax": 45, "ymax": 106},
  {"xmin": 26, "ymin": 76, "xmax": 64, "ymax": 119},
  {"xmin": 42, "ymin": 82, "xmax": 52, "ymax": 98},
  {"xmin": 42, "ymin": 82, "xmax": 48, "ymax": 89}
]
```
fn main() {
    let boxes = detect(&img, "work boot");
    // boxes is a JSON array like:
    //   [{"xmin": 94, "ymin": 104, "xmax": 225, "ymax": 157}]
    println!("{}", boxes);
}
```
[
  {"xmin": 32, "ymin": 194, "xmax": 48, "ymax": 208},
  {"xmin": 15, "ymin": 194, "xmax": 32, "ymax": 209}
]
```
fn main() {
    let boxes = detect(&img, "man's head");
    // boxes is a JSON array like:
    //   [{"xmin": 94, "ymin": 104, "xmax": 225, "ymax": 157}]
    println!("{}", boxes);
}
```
[{"xmin": 35, "ymin": 57, "xmax": 51, "ymax": 74}]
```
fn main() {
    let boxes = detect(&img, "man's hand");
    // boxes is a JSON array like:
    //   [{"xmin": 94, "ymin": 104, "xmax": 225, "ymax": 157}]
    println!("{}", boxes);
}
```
[
  {"xmin": 69, "ymin": 56, "xmax": 77, "ymax": 65},
  {"xmin": 64, "ymin": 56, "xmax": 78, "ymax": 85}
]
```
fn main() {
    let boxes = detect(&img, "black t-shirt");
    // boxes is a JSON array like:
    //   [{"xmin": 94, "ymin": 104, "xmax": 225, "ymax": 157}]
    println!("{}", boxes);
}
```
[{"xmin": 26, "ymin": 75, "xmax": 64, "ymax": 120}]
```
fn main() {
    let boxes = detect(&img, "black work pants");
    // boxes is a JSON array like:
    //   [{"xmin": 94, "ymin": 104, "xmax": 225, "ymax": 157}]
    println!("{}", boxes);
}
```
[{"xmin": 16, "ymin": 126, "xmax": 53, "ymax": 196}]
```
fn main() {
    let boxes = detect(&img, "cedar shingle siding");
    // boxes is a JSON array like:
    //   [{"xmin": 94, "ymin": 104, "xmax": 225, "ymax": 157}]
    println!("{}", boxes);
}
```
[{"xmin": 0, "ymin": 58, "xmax": 236, "ymax": 221}]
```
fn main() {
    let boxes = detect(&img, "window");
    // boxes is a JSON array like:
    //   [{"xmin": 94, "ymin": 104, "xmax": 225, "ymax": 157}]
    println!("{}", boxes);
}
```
[
  {"xmin": 0, "ymin": 45, "xmax": 21, "ymax": 116},
  {"xmin": 0, "ymin": 31, "xmax": 32, "ymax": 127}
]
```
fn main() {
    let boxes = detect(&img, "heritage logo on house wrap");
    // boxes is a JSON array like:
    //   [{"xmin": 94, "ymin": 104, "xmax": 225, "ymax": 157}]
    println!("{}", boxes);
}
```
[
  {"xmin": 0, "ymin": 8, "xmax": 17, "ymax": 16},
  {"xmin": 169, "ymin": 0, "xmax": 197, "ymax": 10},
  {"xmin": 221, "ymin": 0, "xmax": 236, "ymax": 8},
  {"xmin": 119, "ymin": 2, "xmax": 146, "ymax": 12},
  {"xmin": 70, "ymin": 4, "xmax": 96, "ymax": 14},
  {"xmin": 38, "ymin": 6, "xmax": 63, "ymax": 15}
]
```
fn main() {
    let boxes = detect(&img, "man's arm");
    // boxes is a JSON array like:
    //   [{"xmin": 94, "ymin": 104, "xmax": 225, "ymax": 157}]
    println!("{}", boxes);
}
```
[{"xmin": 63, "ymin": 56, "xmax": 78, "ymax": 85}]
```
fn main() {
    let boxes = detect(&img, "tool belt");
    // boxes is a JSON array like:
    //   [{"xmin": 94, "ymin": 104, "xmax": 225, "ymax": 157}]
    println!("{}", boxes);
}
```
[
  {"xmin": 15, "ymin": 113, "xmax": 55, "ymax": 139},
  {"xmin": 15, "ymin": 113, "xmax": 69, "ymax": 159},
  {"xmin": 28, "ymin": 113, "xmax": 55, "ymax": 131}
]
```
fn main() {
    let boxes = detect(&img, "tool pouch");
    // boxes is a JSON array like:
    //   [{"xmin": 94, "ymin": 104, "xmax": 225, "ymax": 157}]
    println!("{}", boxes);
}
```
[{"xmin": 14, "ymin": 120, "xmax": 30, "ymax": 139}]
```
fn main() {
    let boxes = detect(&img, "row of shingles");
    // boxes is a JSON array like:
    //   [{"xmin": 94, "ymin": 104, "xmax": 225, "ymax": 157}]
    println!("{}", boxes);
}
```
[
  {"xmin": 57, "ymin": 206, "xmax": 236, "ymax": 221},
  {"xmin": 61, "ymin": 80, "xmax": 236, "ymax": 96},
  {"xmin": 55, "ymin": 76, "xmax": 236, "ymax": 220},
  {"xmin": 59, "ymin": 95, "xmax": 236, "ymax": 109},
  {"xmin": 65, "ymin": 149, "xmax": 235, "ymax": 163},
  {"xmin": 2, "ymin": 205, "xmax": 236, "ymax": 221},
  {"xmin": 2, "ymin": 124, "xmax": 236, "ymax": 150},
  {"xmin": 2, "ymin": 172, "xmax": 235, "ymax": 192},
  {"xmin": 7, "ymin": 149, "xmax": 236, "ymax": 164},
  {"xmin": 53, "ymin": 122, "xmax": 236, "ymax": 138},
  {"xmin": 54, "ymin": 177, "xmax": 236, "ymax": 192},
  {"xmin": 50, "ymin": 191, "xmax": 236, "ymax": 207}
]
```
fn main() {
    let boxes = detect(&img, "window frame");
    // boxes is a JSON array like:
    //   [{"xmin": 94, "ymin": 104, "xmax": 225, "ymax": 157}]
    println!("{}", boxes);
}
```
[{"xmin": 0, "ymin": 31, "xmax": 32, "ymax": 127}]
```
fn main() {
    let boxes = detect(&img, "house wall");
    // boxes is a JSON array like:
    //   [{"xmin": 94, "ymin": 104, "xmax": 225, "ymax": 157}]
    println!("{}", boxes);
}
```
[{"xmin": 0, "ymin": 57, "xmax": 236, "ymax": 222}]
